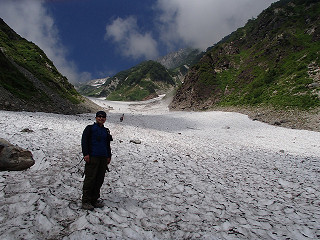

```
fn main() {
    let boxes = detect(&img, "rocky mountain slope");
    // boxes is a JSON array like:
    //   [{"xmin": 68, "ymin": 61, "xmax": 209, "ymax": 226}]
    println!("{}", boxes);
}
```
[
  {"xmin": 82, "ymin": 60, "xmax": 176, "ymax": 101},
  {"xmin": 77, "ymin": 48, "xmax": 203, "ymax": 100},
  {"xmin": 0, "ymin": 18, "xmax": 100, "ymax": 114},
  {"xmin": 75, "ymin": 77, "xmax": 110, "ymax": 97},
  {"xmin": 106, "ymin": 60, "xmax": 176, "ymax": 101},
  {"xmin": 170, "ymin": 0, "xmax": 320, "ymax": 114},
  {"xmin": 156, "ymin": 48, "xmax": 203, "ymax": 70}
]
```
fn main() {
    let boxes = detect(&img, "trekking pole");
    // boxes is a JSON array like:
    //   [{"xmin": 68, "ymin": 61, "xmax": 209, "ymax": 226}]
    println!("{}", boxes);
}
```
[{"xmin": 68, "ymin": 154, "xmax": 84, "ymax": 171}]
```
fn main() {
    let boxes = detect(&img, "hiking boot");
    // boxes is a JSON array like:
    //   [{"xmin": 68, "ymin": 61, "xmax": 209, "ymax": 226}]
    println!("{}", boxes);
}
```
[
  {"xmin": 92, "ymin": 199, "xmax": 104, "ymax": 208},
  {"xmin": 81, "ymin": 202, "xmax": 94, "ymax": 211}
]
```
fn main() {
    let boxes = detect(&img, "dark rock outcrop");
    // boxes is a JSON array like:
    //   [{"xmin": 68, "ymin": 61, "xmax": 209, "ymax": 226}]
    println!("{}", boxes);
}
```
[{"xmin": 0, "ymin": 138, "xmax": 35, "ymax": 171}]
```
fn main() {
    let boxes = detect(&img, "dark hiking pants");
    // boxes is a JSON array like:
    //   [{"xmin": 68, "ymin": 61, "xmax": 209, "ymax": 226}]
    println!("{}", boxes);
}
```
[{"xmin": 82, "ymin": 156, "xmax": 108, "ymax": 204}]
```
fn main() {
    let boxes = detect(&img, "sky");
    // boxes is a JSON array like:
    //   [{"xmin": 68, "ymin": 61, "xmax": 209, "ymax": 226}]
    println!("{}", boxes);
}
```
[{"xmin": 0, "ymin": 0, "xmax": 278, "ymax": 83}]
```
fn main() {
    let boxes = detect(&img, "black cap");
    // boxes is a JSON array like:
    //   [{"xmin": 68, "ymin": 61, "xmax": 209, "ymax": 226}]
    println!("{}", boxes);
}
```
[{"xmin": 96, "ymin": 111, "xmax": 106, "ymax": 117}]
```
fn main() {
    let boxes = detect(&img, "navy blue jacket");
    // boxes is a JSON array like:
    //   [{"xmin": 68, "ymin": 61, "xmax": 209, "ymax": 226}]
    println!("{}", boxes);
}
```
[{"xmin": 81, "ymin": 123, "xmax": 113, "ymax": 158}]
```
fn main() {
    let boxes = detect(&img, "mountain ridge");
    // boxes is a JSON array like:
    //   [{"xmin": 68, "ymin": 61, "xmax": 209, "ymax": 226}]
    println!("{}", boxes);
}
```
[
  {"xmin": 169, "ymin": 0, "xmax": 320, "ymax": 113},
  {"xmin": 105, "ymin": 60, "xmax": 175, "ymax": 101},
  {"xmin": 156, "ymin": 48, "xmax": 203, "ymax": 70},
  {"xmin": 78, "ymin": 60, "xmax": 178, "ymax": 101},
  {"xmin": 77, "ymin": 47, "xmax": 203, "ymax": 101},
  {"xmin": 0, "ymin": 18, "xmax": 101, "ymax": 114}
]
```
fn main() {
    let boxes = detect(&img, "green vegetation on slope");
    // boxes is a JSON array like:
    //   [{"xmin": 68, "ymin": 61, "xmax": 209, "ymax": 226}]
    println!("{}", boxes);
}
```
[
  {"xmin": 106, "ymin": 60, "xmax": 175, "ymax": 101},
  {"xmin": 174, "ymin": 0, "xmax": 320, "ymax": 110},
  {"xmin": 0, "ymin": 18, "xmax": 81, "ymax": 104},
  {"xmin": 0, "ymin": 50, "xmax": 45, "ymax": 100}
]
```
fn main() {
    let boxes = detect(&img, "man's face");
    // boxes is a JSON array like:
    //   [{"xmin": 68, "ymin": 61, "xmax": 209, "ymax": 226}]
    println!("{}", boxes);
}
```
[{"xmin": 96, "ymin": 115, "xmax": 106, "ymax": 125}]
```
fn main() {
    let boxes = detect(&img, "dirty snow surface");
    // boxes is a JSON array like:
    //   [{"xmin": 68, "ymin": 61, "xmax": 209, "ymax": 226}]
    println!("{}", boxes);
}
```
[{"xmin": 0, "ymin": 96, "xmax": 320, "ymax": 240}]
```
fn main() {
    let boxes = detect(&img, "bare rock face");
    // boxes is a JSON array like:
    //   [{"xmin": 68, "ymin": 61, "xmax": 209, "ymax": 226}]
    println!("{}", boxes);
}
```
[{"xmin": 0, "ymin": 138, "xmax": 34, "ymax": 171}]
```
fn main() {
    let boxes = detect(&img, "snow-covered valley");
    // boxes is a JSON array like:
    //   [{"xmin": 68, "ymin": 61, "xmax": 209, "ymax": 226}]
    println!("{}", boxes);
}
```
[{"xmin": 0, "ymin": 96, "xmax": 319, "ymax": 239}]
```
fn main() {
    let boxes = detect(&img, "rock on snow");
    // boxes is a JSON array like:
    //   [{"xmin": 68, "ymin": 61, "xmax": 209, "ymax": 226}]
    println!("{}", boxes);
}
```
[
  {"xmin": 0, "ymin": 96, "xmax": 319, "ymax": 239},
  {"xmin": 0, "ymin": 138, "xmax": 35, "ymax": 171}
]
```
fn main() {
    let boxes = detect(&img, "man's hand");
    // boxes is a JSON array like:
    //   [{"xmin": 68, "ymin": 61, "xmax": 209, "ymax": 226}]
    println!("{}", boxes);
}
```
[
  {"xmin": 106, "ymin": 157, "xmax": 111, "ymax": 165},
  {"xmin": 84, "ymin": 155, "xmax": 90, "ymax": 163}
]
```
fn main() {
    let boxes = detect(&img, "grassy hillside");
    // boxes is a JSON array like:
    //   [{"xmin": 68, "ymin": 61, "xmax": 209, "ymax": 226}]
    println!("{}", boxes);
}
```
[
  {"xmin": 170, "ymin": 0, "xmax": 320, "ymax": 111},
  {"xmin": 0, "ymin": 50, "xmax": 48, "ymax": 101},
  {"xmin": 78, "ymin": 49, "xmax": 203, "ymax": 100},
  {"xmin": 0, "ymin": 18, "xmax": 99, "ymax": 114},
  {"xmin": 104, "ymin": 60, "xmax": 175, "ymax": 101},
  {"xmin": 75, "ymin": 78, "xmax": 109, "ymax": 97},
  {"xmin": 0, "ymin": 19, "xmax": 80, "ymax": 103}
]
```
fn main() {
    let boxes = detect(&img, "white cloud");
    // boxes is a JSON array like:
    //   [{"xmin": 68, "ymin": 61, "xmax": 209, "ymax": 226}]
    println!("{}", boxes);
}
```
[
  {"xmin": 0, "ymin": 0, "xmax": 88, "ymax": 83},
  {"xmin": 155, "ymin": 0, "xmax": 278, "ymax": 50},
  {"xmin": 0, "ymin": 0, "xmax": 279, "ymax": 82},
  {"xmin": 105, "ymin": 16, "xmax": 158, "ymax": 60}
]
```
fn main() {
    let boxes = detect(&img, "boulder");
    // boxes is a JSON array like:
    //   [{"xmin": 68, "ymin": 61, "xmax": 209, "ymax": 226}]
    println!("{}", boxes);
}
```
[
  {"xmin": 0, "ymin": 138, "xmax": 34, "ymax": 171},
  {"xmin": 130, "ymin": 139, "xmax": 142, "ymax": 144}
]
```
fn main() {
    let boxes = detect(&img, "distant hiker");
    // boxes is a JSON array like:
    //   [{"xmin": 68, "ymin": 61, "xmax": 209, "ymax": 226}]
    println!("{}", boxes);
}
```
[
  {"xmin": 81, "ymin": 111, "xmax": 113, "ymax": 210},
  {"xmin": 120, "ymin": 113, "xmax": 124, "ymax": 122}
]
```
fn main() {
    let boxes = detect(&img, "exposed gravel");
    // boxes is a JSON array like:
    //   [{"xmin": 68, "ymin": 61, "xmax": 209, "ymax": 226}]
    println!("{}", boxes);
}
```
[{"xmin": 208, "ymin": 106, "xmax": 320, "ymax": 132}]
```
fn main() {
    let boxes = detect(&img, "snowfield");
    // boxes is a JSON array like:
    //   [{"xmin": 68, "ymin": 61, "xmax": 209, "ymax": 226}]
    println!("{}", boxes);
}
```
[{"xmin": 0, "ymin": 96, "xmax": 319, "ymax": 239}]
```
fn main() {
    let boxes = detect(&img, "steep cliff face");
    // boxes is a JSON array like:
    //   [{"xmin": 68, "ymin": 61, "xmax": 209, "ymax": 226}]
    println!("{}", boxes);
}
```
[
  {"xmin": 170, "ymin": 0, "xmax": 320, "ymax": 111},
  {"xmin": 0, "ymin": 18, "xmax": 100, "ymax": 114}
]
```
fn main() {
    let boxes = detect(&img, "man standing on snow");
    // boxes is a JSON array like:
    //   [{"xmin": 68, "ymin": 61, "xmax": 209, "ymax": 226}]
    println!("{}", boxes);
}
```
[{"xmin": 81, "ymin": 110, "xmax": 113, "ymax": 210}]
